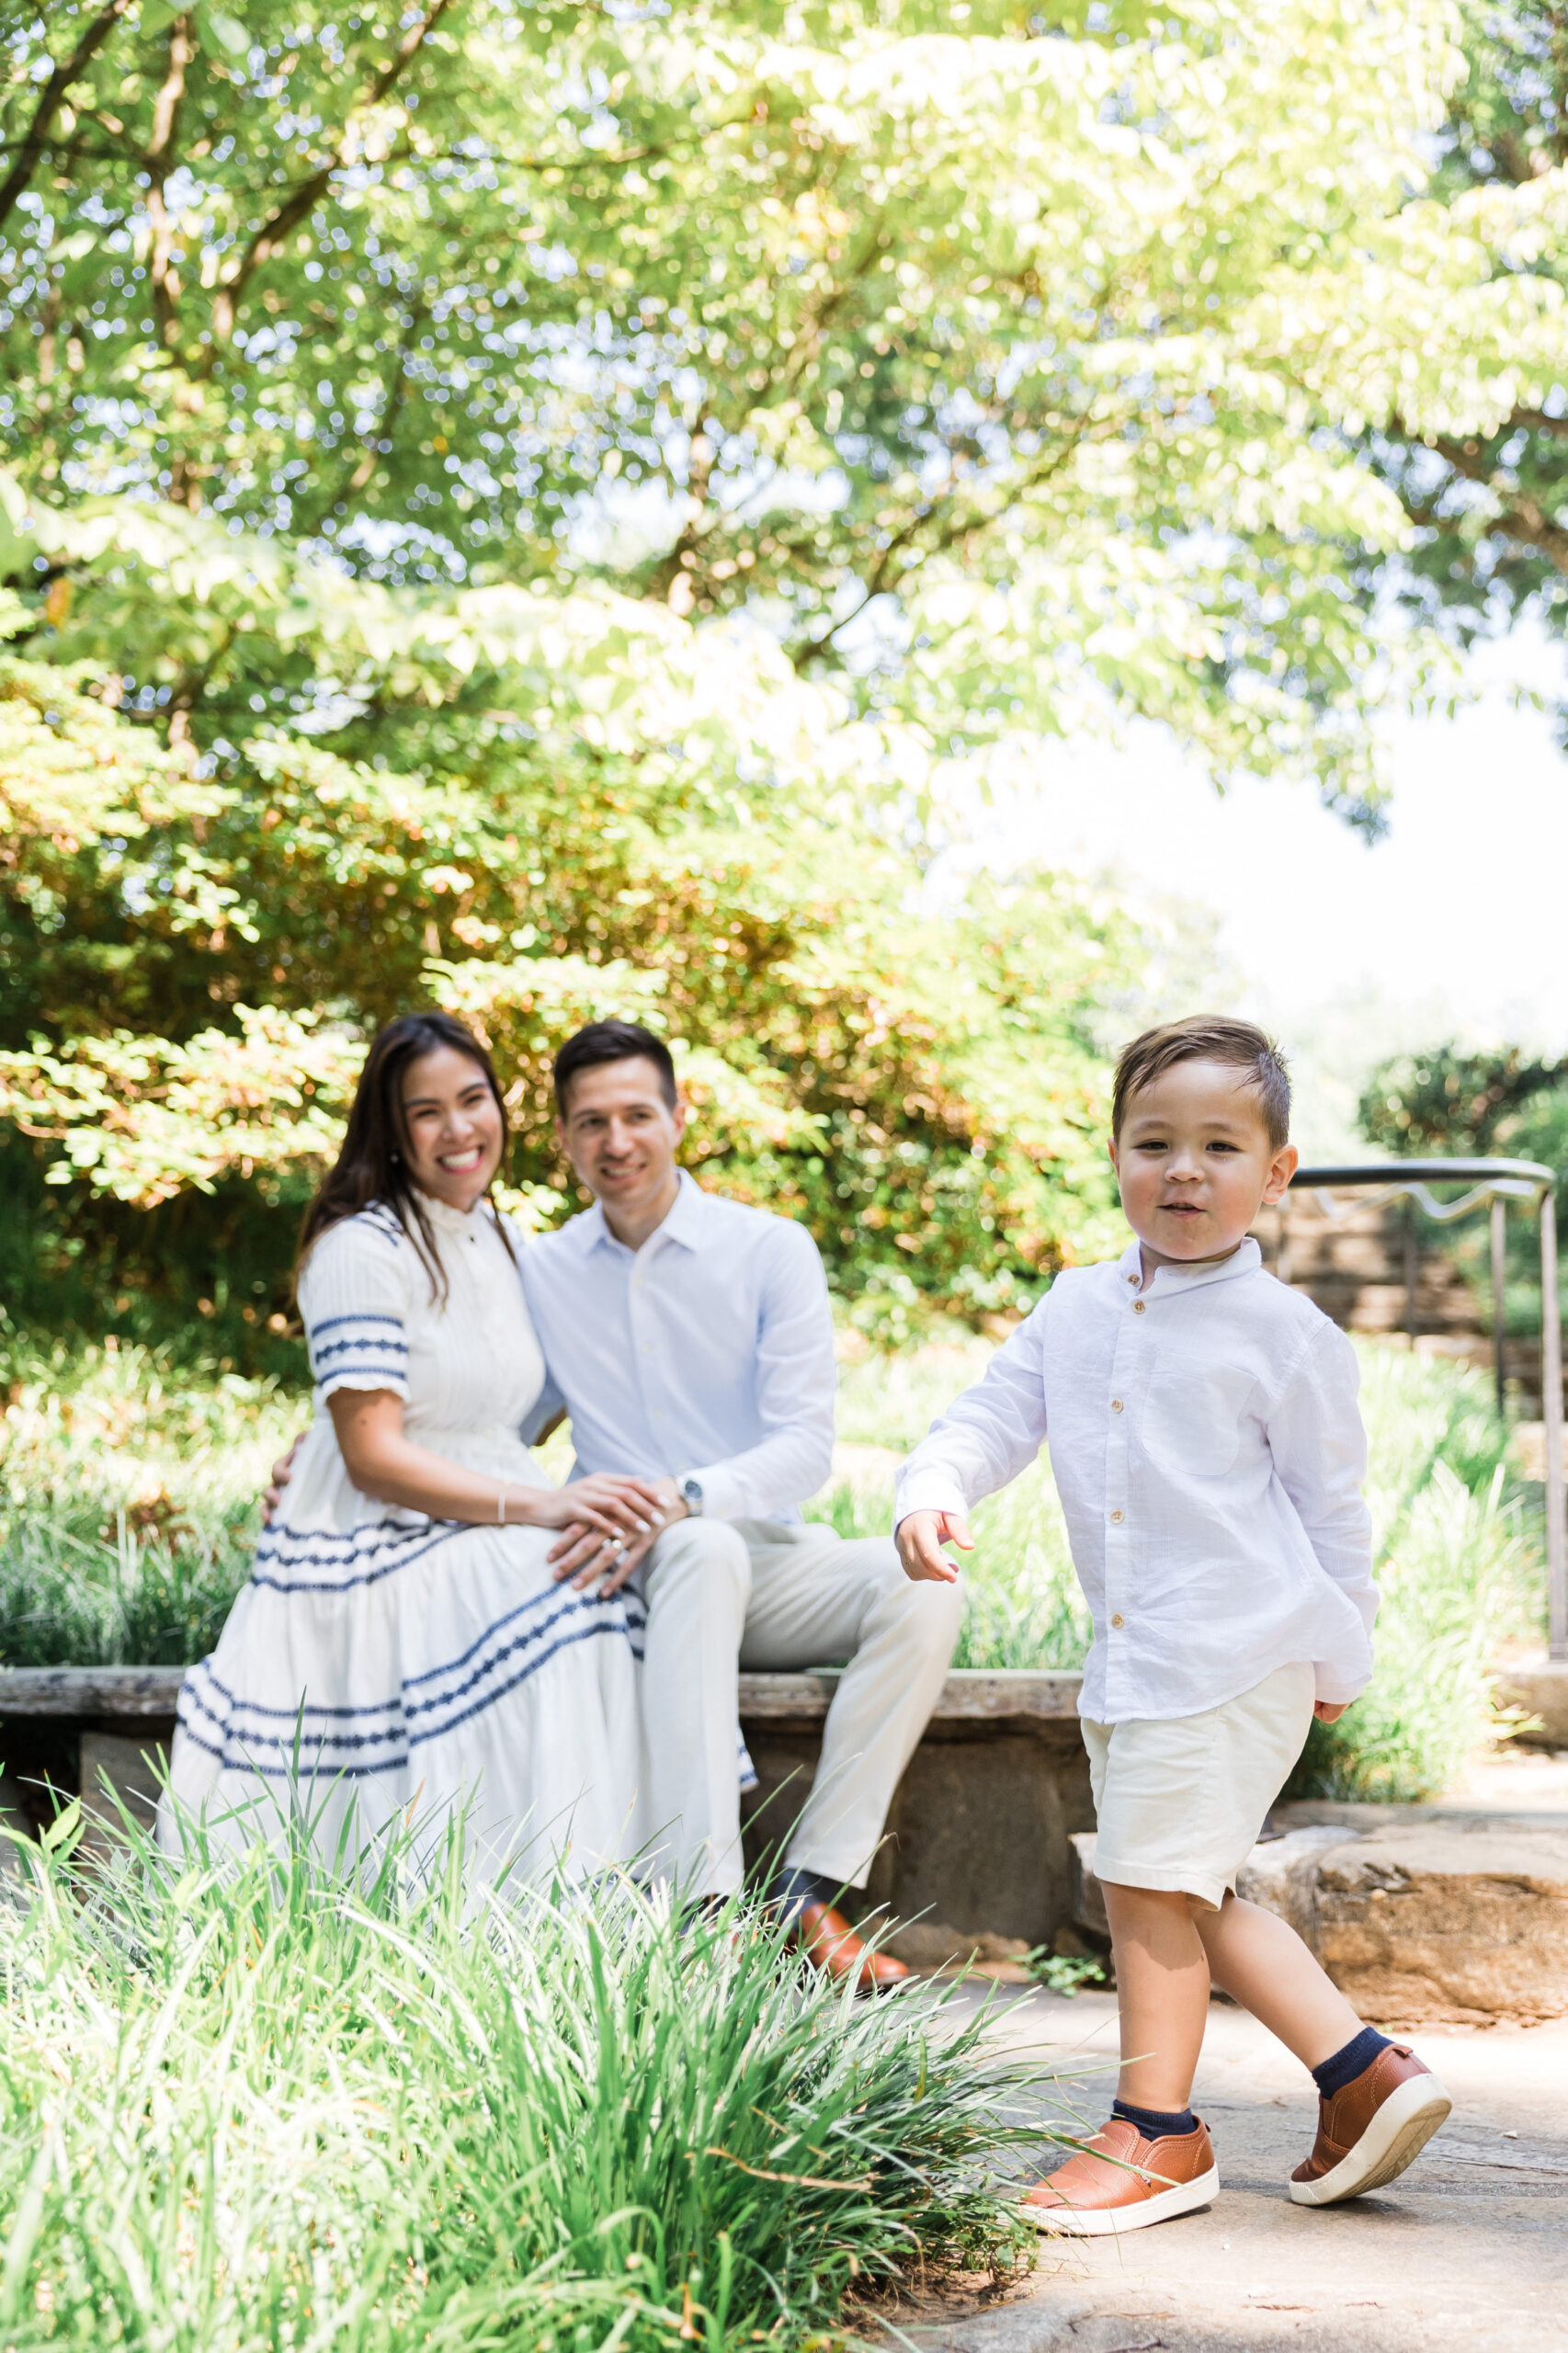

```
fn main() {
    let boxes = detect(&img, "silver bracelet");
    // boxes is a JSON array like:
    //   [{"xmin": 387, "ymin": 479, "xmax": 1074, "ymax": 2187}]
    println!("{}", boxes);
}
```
[{"xmin": 496, "ymin": 1488, "xmax": 508, "ymax": 1526}]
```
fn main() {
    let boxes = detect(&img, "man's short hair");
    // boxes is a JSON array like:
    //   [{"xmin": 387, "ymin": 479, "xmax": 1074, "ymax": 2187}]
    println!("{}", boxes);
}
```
[
  {"xmin": 1112, "ymin": 1016, "xmax": 1291, "ymax": 1151},
  {"xmin": 553, "ymin": 1019, "xmax": 678, "ymax": 1113}
]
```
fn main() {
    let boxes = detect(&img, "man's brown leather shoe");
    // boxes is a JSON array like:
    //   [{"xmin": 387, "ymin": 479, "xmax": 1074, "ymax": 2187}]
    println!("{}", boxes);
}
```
[
  {"xmin": 1022, "ymin": 2116, "xmax": 1219, "ymax": 2236},
  {"xmin": 1289, "ymin": 2042, "xmax": 1450, "ymax": 2205},
  {"xmin": 795, "ymin": 1901, "xmax": 909, "ymax": 1992}
]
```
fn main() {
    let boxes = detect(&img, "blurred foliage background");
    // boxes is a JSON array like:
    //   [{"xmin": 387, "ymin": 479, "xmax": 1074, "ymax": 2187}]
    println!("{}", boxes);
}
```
[{"xmin": 4, "ymin": 0, "xmax": 1568, "ymax": 1370}]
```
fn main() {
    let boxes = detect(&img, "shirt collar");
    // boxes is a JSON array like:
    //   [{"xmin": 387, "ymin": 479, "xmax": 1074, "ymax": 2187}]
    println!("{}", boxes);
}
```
[
  {"xmin": 410, "ymin": 1187, "xmax": 487, "ymax": 1239},
  {"xmin": 1118, "ymin": 1234, "xmax": 1264, "ymax": 1297},
  {"xmin": 579, "ymin": 1167, "xmax": 710, "ymax": 1258}
]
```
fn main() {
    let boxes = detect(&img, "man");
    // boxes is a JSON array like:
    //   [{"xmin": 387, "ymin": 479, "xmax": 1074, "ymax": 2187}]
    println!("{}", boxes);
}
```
[{"xmin": 523, "ymin": 1019, "xmax": 964, "ymax": 1985}]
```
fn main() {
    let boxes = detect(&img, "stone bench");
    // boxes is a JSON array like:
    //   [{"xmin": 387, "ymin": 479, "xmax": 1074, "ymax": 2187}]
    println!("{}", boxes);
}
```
[
  {"xmin": 10, "ymin": 1665, "xmax": 1562, "ymax": 2015},
  {"xmin": 735, "ymin": 1669, "xmax": 1093, "ymax": 1961},
  {"xmin": 0, "ymin": 1665, "xmax": 1096, "ymax": 1936}
]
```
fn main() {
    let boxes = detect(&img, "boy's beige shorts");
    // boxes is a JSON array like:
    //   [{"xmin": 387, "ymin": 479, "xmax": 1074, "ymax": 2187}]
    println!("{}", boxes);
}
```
[{"xmin": 1081, "ymin": 1660, "xmax": 1317, "ymax": 1912}]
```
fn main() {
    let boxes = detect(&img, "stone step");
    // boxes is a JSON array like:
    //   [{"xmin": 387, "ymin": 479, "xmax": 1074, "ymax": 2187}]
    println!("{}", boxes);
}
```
[
  {"xmin": 1493, "ymin": 1659, "xmax": 1568, "ymax": 1750},
  {"xmin": 1071, "ymin": 1814, "xmax": 1568, "ymax": 2025}
]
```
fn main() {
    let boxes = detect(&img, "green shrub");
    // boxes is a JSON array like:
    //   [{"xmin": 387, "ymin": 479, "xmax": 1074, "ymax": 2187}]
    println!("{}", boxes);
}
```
[
  {"xmin": 0, "ymin": 1327, "xmax": 293, "ymax": 1666},
  {"xmin": 0, "ymin": 1803, "xmax": 1052, "ymax": 2349},
  {"xmin": 1293, "ymin": 1461, "xmax": 1531, "ymax": 1802}
]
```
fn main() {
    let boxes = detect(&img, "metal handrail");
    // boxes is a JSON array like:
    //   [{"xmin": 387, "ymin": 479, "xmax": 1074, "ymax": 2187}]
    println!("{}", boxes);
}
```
[{"xmin": 1284, "ymin": 1158, "xmax": 1565, "ymax": 1662}]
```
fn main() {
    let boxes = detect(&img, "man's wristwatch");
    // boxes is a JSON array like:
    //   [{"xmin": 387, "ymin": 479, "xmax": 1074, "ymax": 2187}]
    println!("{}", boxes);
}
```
[{"xmin": 680, "ymin": 1475, "xmax": 705, "ymax": 1518}]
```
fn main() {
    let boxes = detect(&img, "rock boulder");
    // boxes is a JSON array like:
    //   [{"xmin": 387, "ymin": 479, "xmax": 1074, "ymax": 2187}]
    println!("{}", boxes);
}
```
[{"xmin": 1071, "ymin": 1813, "xmax": 1568, "ymax": 2024}]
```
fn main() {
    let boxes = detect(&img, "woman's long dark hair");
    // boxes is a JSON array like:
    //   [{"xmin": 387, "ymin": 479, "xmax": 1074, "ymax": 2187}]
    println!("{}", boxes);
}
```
[{"xmin": 295, "ymin": 1012, "xmax": 515, "ymax": 1303}]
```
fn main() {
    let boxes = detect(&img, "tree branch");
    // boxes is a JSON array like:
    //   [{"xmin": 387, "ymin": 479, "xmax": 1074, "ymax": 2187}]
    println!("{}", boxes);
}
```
[
  {"xmin": 0, "ymin": 0, "xmax": 133, "ymax": 232},
  {"xmin": 1430, "ymin": 434, "xmax": 1568, "ymax": 575},
  {"xmin": 789, "ymin": 421, "xmax": 1097, "ymax": 671},
  {"xmin": 144, "ymin": 15, "xmax": 193, "ymax": 357},
  {"xmin": 210, "ymin": 0, "xmax": 456, "ymax": 343},
  {"xmin": 307, "ymin": 304, "xmax": 426, "ymax": 525}
]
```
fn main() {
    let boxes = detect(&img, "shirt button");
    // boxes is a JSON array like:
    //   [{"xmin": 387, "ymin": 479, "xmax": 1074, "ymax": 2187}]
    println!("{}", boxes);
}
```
[
  {"xmin": 1111, "ymin": 1613, "xmax": 1125, "ymax": 1628},
  {"xmin": 1133, "ymin": 1301, "xmax": 1146, "ymax": 1313},
  {"xmin": 1109, "ymin": 1509, "xmax": 1124, "ymax": 1523},
  {"xmin": 1110, "ymin": 1398, "xmax": 1124, "ymax": 1413}
]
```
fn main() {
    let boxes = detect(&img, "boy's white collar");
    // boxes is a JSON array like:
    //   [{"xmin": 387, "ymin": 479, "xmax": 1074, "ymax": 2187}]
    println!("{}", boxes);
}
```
[{"xmin": 1117, "ymin": 1235, "xmax": 1264, "ymax": 1295}]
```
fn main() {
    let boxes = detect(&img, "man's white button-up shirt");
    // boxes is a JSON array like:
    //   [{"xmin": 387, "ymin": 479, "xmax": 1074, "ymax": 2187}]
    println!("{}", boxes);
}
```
[
  {"xmin": 893, "ymin": 1238, "xmax": 1377, "ymax": 1721},
  {"xmin": 518, "ymin": 1171, "xmax": 835, "ymax": 1523}
]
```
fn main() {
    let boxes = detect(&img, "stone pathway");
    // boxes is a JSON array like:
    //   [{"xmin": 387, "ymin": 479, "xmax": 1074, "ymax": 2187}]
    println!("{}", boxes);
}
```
[{"xmin": 907, "ymin": 1986, "xmax": 1568, "ymax": 2353}]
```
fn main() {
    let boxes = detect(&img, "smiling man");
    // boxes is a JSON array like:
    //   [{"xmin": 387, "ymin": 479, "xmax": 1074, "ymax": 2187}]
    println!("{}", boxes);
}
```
[{"xmin": 520, "ymin": 1019, "xmax": 963, "ymax": 1984}]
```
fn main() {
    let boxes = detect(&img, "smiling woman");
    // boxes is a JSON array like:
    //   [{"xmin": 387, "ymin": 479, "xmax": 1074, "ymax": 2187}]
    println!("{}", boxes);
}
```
[{"xmin": 157, "ymin": 1012, "xmax": 665, "ymax": 1883}]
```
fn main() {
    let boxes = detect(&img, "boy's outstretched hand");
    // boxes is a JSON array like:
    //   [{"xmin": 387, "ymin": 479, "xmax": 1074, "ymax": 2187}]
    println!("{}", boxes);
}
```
[
  {"xmin": 1313, "ymin": 1700, "xmax": 1350, "ymax": 1723},
  {"xmin": 896, "ymin": 1508, "xmax": 973, "ymax": 1585}
]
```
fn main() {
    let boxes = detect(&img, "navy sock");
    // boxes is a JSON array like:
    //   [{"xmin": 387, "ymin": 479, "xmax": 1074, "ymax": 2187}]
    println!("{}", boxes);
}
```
[
  {"xmin": 770, "ymin": 1866, "xmax": 840, "ymax": 1921},
  {"xmin": 1312, "ymin": 2027, "xmax": 1392, "ymax": 2101},
  {"xmin": 1111, "ymin": 2097, "xmax": 1198, "ymax": 2140}
]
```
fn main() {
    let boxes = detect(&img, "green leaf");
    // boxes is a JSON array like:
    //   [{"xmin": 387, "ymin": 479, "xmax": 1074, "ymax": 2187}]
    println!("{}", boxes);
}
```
[
  {"xmin": 40, "ymin": 1798, "xmax": 81, "ymax": 1854},
  {"xmin": 200, "ymin": 7, "xmax": 250, "ymax": 58}
]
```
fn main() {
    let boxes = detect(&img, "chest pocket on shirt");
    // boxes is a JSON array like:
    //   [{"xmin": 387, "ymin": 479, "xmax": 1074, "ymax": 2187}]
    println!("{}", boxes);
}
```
[{"xmin": 1140, "ymin": 1366, "xmax": 1256, "ymax": 1480}]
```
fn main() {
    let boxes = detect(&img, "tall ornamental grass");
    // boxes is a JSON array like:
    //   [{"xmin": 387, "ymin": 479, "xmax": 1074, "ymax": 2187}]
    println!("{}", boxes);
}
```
[
  {"xmin": 0, "ymin": 1800, "xmax": 1049, "ymax": 2351},
  {"xmin": 1290, "ymin": 1347, "xmax": 1539, "ymax": 1802}
]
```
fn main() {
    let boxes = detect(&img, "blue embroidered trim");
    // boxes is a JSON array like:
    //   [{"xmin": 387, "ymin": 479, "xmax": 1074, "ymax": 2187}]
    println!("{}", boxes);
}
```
[
  {"xmin": 403, "ymin": 1580, "xmax": 583, "ymax": 1690},
  {"xmin": 410, "ymin": 1617, "xmax": 627, "ymax": 1750},
  {"xmin": 176, "ymin": 1615, "xmax": 631, "ymax": 1779},
  {"xmin": 404, "ymin": 1591, "xmax": 601, "ymax": 1721},
  {"xmin": 307, "ymin": 1313, "xmax": 405, "ymax": 1338},
  {"xmin": 198, "ymin": 1667, "xmax": 403, "ymax": 1722},
  {"xmin": 250, "ymin": 1520, "xmax": 460, "ymax": 1592},
  {"xmin": 312, "ymin": 1335, "xmax": 408, "ymax": 1362},
  {"xmin": 193, "ymin": 1584, "xmax": 597, "ymax": 1723}
]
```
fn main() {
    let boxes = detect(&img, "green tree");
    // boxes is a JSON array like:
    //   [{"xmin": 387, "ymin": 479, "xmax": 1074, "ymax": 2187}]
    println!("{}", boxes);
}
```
[
  {"xmin": 0, "ymin": 562, "xmax": 1131, "ymax": 1346},
  {"xmin": 1358, "ymin": 1043, "xmax": 1568, "ymax": 1155},
  {"xmin": 1369, "ymin": 0, "xmax": 1568, "ymax": 726},
  {"xmin": 9, "ymin": 0, "xmax": 1559, "ymax": 813},
  {"xmin": 4, "ymin": 0, "xmax": 1563, "ymax": 1352}
]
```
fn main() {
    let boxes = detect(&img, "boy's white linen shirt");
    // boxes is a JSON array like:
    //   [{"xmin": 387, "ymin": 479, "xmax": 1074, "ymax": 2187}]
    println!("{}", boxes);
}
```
[
  {"xmin": 893, "ymin": 1238, "xmax": 1377, "ymax": 1720},
  {"xmin": 517, "ymin": 1170, "xmax": 835, "ymax": 1522}
]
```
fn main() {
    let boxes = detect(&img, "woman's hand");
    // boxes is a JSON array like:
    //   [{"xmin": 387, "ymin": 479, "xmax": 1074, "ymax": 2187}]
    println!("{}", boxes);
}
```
[
  {"xmin": 544, "ymin": 1466, "xmax": 707, "ymax": 1594},
  {"xmin": 326, "ymin": 1392, "xmax": 665, "ymax": 1541},
  {"xmin": 522, "ymin": 1473, "xmax": 665, "ymax": 1546},
  {"xmin": 549, "ymin": 1514, "xmax": 661, "ymax": 1596},
  {"xmin": 264, "ymin": 1431, "xmax": 307, "ymax": 1524}
]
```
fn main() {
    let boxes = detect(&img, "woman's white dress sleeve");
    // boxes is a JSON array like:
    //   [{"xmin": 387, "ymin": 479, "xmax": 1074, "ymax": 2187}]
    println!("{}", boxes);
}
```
[{"xmin": 298, "ymin": 1218, "xmax": 414, "ymax": 1404}]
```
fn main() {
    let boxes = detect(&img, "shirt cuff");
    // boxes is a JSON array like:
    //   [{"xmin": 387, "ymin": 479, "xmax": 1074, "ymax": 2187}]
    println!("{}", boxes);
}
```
[
  {"xmin": 892, "ymin": 1467, "xmax": 970, "ymax": 1527},
  {"xmin": 686, "ymin": 1461, "xmax": 747, "ymax": 1523}
]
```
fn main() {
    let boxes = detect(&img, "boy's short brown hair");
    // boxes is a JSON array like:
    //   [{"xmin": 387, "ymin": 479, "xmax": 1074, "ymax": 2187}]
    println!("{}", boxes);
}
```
[{"xmin": 1112, "ymin": 1017, "xmax": 1291, "ymax": 1151}]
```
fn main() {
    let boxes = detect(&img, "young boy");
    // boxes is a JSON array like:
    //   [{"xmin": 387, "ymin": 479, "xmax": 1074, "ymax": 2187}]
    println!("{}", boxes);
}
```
[{"xmin": 894, "ymin": 1017, "xmax": 1450, "ymax": 2234}]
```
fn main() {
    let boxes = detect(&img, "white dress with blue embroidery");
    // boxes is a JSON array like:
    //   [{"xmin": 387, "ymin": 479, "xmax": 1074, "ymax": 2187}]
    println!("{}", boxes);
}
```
[{"xmin": 160, "ymin": 1193, "xmax": 646, "ymax": 1881}]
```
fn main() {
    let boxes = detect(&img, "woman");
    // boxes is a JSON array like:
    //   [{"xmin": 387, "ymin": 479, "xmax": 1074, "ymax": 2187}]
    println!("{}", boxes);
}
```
[{"xmin": 159, "ymin": 1013, "xmax": 665, "ymax": 1882}]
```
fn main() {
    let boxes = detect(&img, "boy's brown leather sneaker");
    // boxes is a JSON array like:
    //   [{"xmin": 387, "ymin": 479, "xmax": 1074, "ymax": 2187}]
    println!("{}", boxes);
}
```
[
  {"xmin": 1289, "ymin": 2042, "xmax": 1451, "ymax": 2205},
  {"xmin": 1021, "ymin": 2115, "xmax": 1219, "ymax": 2235}
]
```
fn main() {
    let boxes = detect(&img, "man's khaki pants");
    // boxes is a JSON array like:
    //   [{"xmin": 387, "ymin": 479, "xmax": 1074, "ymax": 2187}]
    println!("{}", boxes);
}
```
[{"xmin": 635, "ymin": 1517, "xmax": 964, "ymax": 1898}]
